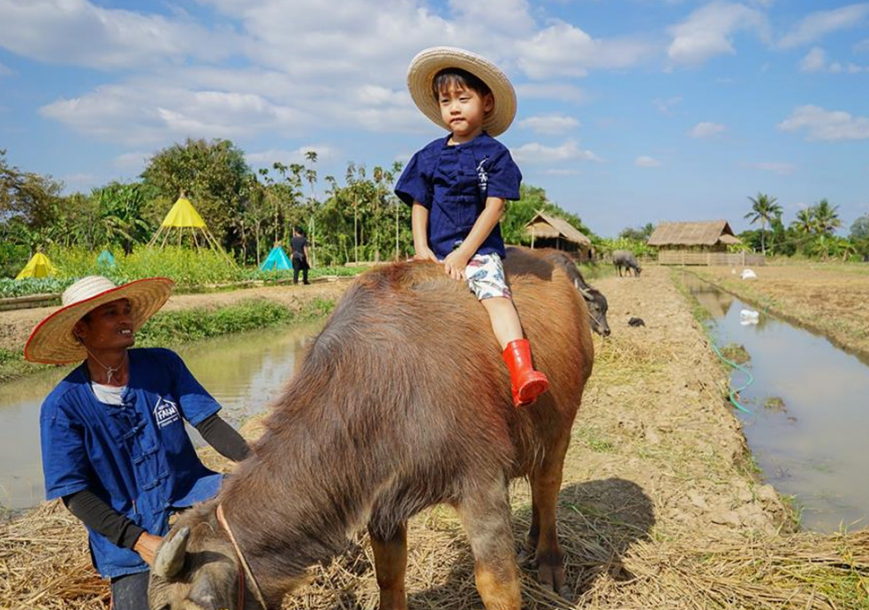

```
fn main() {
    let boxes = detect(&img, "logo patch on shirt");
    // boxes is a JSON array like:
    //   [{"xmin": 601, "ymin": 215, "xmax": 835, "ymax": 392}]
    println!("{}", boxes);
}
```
[
  {"xmin": 476, "ymin": 158, "xmax": 489, "ymax": 194},
  {"xmin": 154, "ymin": 397, "xmax": 180, "ymax": 428}
]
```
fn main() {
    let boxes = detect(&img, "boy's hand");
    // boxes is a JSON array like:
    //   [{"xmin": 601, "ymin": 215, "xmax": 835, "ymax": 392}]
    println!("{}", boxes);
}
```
[
  {"xmin": 413, "ymin": 247, "xmax": 439, "ymax": 263},
  {"xmin": 443, "ymin": 250, "xmax": 470, "ymax": 281}
]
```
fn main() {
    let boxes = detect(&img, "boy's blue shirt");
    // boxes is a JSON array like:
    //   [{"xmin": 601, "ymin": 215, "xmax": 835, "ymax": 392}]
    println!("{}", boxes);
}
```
[
  {"xmin": 40, "ymin": 347, "xmax": 223, "ymax": 578},
  {"xmin": 395, "ymin": 132, "xmax": 522, "ymax": 259}
]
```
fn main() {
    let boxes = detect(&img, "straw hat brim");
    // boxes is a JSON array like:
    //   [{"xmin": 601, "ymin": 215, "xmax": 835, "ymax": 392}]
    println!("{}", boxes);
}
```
[
  {"xmin": 24, "ymin": 277, "xmax": 174, "ymax": 365},
  {"xmin": 407, "ymin": 46, "xmax": 517, "ymax": 138}
]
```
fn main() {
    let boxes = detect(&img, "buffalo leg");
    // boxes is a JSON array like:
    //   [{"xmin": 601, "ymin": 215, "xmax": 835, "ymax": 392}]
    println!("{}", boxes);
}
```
[
  {"xmin": 458, "ymin": 476, "xmax": 521, "ymax": 610},
  {"xmin": 369, "ymin": 522, "xmax": 408, "ymax": 610},
  {"xmin": 529, "ymin": 433, "xmax": 572, "ymax": 599}
]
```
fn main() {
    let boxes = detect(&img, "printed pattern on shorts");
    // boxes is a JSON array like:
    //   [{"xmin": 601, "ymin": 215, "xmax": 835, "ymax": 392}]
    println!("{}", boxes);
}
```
[{"xmin": 465, "ymin": 253, "xmax": 512, "ymax": 300}]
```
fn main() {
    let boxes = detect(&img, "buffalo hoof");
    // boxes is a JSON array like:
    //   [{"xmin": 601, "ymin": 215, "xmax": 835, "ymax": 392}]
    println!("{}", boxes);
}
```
[{"xmin": 558, "ymin": 585, "xmax": 574, "ymax": 602}]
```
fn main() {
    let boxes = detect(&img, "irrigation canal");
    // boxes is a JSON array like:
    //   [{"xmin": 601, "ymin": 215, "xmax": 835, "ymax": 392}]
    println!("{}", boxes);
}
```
[
  {"xmin": 682, "ymin": 271, "xmax": 869, "ymax": 532},
  {"xmin": 0, "ymin": 321, "xmax": 322, "ymax": 511}
]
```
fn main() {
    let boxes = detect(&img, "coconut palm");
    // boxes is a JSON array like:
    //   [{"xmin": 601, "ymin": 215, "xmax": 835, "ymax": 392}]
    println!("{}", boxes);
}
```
[
  {"xmin": 792, "ymin": 208, "xmax": 815, "ymax": 235},
  {"xmin": 744, "ymin": 193, "xmax": 782, "ymax": 256},
  {"xmin": 812, "ymin": 198, "xmax": 841, "ymax": 236}
]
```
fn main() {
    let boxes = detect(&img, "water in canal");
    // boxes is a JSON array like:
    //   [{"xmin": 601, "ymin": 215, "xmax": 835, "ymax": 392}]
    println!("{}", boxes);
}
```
[
  {"xmin": 682, "ymin": 272, "xmax": 869, "ymax": 532},
  {"xmin": 0, "ymin": 321, "xmax": 322, "ymax": 511}
]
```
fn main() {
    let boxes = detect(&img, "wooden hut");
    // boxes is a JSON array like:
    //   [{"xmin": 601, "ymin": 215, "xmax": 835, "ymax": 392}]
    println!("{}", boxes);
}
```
[
  {"xmin": 524, "ymin": 211, "xmax": 594, "ymax": 262},
  {"xmin": 648, "ymin": 220, "xmax": 763, "ymax": 266}
]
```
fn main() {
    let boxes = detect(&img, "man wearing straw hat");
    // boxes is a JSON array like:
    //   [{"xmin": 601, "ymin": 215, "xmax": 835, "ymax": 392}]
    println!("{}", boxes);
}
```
[{"xmin": 25, "ymin": 275, "xmax": 250, "ymax": 609}]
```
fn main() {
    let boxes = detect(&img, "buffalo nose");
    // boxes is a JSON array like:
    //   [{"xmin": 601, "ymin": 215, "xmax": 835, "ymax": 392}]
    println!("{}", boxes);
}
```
[{"xmin": 603, "ymin": 327, "xmax": 612, "ymax": 337}]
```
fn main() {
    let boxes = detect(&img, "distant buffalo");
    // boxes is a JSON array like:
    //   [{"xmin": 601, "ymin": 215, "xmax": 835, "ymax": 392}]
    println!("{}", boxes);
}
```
[{"xmin": 612, "ymin": 250, "xmax": 642, "ymax": 277}]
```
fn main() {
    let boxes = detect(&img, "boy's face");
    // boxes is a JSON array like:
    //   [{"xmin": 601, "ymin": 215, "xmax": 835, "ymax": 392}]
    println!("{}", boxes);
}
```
[{"xmin": 438, "ymin": 84, "xmax": 494, "ymax": 143}]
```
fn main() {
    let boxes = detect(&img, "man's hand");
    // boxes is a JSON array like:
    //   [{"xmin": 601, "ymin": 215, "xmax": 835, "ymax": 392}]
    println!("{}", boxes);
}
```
[
  {"xmin": 413, "ymin": 246, "xmax": 439, "ymax": 263},
  {"xmin": 443, "ymin": 250, "xmax": 470, "ymax": 281},
  {"xmin": 133, "ymin": 532, "xmax": 163, "ymax": 567}
]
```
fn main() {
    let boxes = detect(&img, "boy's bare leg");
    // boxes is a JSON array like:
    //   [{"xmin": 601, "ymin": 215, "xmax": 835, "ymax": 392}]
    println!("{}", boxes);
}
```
[{"xmin": 481, "ymin": 297, "xmax": 523, "ymax": 350}]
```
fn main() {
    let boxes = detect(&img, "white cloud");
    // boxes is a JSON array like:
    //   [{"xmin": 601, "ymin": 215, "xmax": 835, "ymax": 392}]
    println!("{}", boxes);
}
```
[
  {"xmin": 247, "ymin": 146, "xmax": 340, "ymax": 167},
  {"xmin": 516, "ymin": 21, "xmax": 655, "ymax": 79},
  {"xmin": 778, "ymin": 4, "xmax": 869, "ymax": 49},
  {"xmin": 516, "ymin": 114, "xmax": 580, "ymax": 134},
  {"xmin": 635, "ymin": 156, "xmax": 662, "ymax": 167},
  {"xmin": 653, "ymin": 96, "xmax": 682, "ymax": 114},
  {"xmin": 0, "ymin": 0, "xmax": 239, "ymax": 70},
  {"xmin": 828, "ymin": 61, "xmax": 869, "ymax": 74},
  {"xmin": 61, "ymin": 172, "xmax": 99, "ymax": 192},
  {"xmin": 688, "ymin": 121, "xmax": 725, "ymax": 138},
  {"xmin": 745, "ymin": 161, "xmax": 795, "ymax": 175},
  {"xmin": 113, "ymin": 151, "xmax": 151, "ymax": 171},
  {"xmin": 667, "ymin": 2, "xmax": 769, "ymax": 65},
  {"xmin": 541, "ymin": 168, "xmax": 581, "ymax": 176},
  {"xmin": 778, "ymin": 105, "xmax": 869, "ymax": 141},
  {"xmin": 511, "ymin": 140, "xmax": 601, "ymax": 164},
  {"xmin": 39, "ymin": 80, "xmax": 310, "ymax": 145},
  {"xmin": 515, "ymin": 82, "xmax": 586, "ymax": 104},
  {"xmin": 800, "ymin": 47, "xmax": 827, "ymax": 72}
]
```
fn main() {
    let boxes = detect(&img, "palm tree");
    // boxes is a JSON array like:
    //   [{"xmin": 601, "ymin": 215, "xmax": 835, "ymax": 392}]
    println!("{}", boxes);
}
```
[
  {"xmin": 744, "ymin": 193, "xmax": 782, "ymax": 256},
  {"xmin": 812, "ymin": 198, "xmax": 841, "ymax": 236},
  {"xmin": 792, "ymin": 208, "xmax": 815, "ymax": 235}
]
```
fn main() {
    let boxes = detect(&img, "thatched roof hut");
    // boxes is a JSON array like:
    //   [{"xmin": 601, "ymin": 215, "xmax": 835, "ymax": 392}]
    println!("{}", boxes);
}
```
[
  {"xmin": 524, "ymin": 211, "xmax": 593, "ymax": 261},
  {"xmin": 647, "ymin": 220, "xmax": 740, "ymax": 249},
  {"xmin": 648, "ymin": 220, "xmax": 762, "ymax": 266}
]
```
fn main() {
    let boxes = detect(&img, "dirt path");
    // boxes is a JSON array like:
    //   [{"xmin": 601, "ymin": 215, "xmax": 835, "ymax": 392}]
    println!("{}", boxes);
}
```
[
  {"xmin": 4, "ymin": 266, "xmax": 862, "ymax": 610},
  {"xmin": 0, "ymin": 279, "xmax": 353, "ymax": 353}
]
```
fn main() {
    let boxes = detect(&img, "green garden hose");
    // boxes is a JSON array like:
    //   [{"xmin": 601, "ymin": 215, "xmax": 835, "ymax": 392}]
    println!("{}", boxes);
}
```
[{"xmin": 711, "ymin": 341, "xmax": 754, "ymax": 414}]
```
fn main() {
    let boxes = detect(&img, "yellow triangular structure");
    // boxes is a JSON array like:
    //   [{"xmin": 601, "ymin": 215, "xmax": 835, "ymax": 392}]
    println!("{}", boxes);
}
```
[
  {"xmin": 15, "ymin": 252, "xmax": 56, "ymax": 280},
  {"xmin": 161, "ymin": 196, "xmax": 207, "ymax": 228},
  {"xmin": 147, "ymin": 194, "xmax": 236, "ymax": 266}
]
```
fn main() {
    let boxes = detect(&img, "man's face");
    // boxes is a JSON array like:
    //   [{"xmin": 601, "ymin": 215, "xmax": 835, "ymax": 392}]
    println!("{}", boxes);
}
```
[{"xmin": 74, "ymin": 298, "xmax": 135, "ymax": 351}]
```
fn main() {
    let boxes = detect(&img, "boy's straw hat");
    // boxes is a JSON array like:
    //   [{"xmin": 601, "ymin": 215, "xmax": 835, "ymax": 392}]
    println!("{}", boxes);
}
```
[
  {"xmin": 24, "ymin": 275, "xmax": 174, "ymax": 364},
  {"xmin": 407, "ymin": 46, "xmax": 517, "ymax": 137}
]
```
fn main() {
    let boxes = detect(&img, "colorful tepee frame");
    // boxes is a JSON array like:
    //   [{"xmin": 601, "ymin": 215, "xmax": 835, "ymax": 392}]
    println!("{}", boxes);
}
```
[{"xmin": 148, "ymin": 193, "xmax": 235, "ymax": 265}]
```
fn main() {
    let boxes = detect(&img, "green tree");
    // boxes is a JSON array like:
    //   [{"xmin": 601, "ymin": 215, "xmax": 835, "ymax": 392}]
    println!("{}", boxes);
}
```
[
  {"xmin": 0, "ymin": 149, "xmax": 65, "ymax": 249},
  {"xmin": 744, "ymin": 193, "xmax": 782, "ymax": 256},
  {"xmin": 811, "ymin": 198, "xmax": 841, "ymax": 236},
  {"xmin": 141, "ymin": 138, "xmax": 251, "ymax": 249},
  {"xmin": 93, "ymin": 182, "xmax": 155, "ymax": 254},
  {"xmin": 849, "ymin": 214, "xmax": 869, "ymax": 259}
]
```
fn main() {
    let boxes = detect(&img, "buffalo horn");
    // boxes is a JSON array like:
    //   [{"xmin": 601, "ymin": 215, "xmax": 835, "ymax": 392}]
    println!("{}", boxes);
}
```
[
  {"xmin": 577, "ymin": 286, "xmax": 593, "ymax": 301},
  {"xmin": 153, "ymin": 526, "xmax": 190, "ymax": 578}
]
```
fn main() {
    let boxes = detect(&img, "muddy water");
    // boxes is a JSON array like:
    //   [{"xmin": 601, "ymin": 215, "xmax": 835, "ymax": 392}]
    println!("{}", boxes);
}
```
[
  {"xmin": 0, "ymin": 321, "xmax": 322, "ymax": 511},
  {"xmin": 683, "ymin": 272, "xmax": 869, "ymax": 532}
]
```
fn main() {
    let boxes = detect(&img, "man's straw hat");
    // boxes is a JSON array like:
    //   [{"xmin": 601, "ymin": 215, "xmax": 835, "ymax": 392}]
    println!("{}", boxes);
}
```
[
  {"xmin": 407, "ymin": 46, "xmax": 517, "ymax": 137},
  {"xmin": 24, "ymin": 276, "xmax": 174, "ymax": 364}
]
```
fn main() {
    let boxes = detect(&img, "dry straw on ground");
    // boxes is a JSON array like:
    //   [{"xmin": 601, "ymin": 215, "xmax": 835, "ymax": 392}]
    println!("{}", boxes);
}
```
[{"xmin": 2, "ymin": 268, "xmax": 867, "ymax": 609}]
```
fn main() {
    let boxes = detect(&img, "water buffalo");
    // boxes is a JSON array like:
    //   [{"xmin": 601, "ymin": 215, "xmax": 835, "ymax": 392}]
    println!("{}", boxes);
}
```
[
  {"xmin": 149, "ymin": 249, "xmax": 594, "ymax": 610},
  {"xmin": 612, "ymin": 250, "xmax": 642, "ymax": 277},
  {"xmin": 508, "ymin": 247, "xmax": 611, "ymax": 337}
]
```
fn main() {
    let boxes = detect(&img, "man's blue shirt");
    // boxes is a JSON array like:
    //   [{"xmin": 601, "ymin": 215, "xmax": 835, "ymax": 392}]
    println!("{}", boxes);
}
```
[
  {"xmin": 395, "ymin": 133, "xmax": 522, "ymax": 259},
  {"xmin": 40, "ymin": 347, "xmax": 223, "ymax": 578}
]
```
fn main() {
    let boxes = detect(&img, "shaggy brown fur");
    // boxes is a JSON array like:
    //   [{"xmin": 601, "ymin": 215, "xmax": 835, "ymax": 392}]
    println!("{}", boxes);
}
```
[{"xmin": 149, "ymin": 249, "xmax": 594, "ymax": 610}]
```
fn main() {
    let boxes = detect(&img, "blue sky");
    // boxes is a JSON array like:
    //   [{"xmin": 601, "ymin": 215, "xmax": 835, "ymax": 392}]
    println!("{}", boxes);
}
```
[{"xmin": 1, "ymin": 0, "xmax": 868, "ymax": 238}]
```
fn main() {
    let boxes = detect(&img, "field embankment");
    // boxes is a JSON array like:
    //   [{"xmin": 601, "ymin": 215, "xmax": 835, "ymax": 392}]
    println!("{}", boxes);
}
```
[
  {"xmin": 0, "ymin": 280, "xmax": 351, "ymax": 382},
  {"xmin": 1, "ymin": 267, "xmax": 867, "ymax": 609},
  {"xmin": 691, "ymin": 264, "xmax": 869, "ymax": 363}
]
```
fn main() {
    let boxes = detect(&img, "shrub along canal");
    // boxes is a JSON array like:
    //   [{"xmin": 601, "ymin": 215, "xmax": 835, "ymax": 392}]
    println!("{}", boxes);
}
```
[
  {"xmin": 681, "ymin": 271, "xmax": 869, "ymax": 532},
  {"xmin": 0, "ymin": 320, "xmax": 323, "ymax": 512}
]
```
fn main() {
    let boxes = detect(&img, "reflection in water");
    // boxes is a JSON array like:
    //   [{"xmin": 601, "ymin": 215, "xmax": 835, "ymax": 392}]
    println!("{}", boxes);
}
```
[
  {"xmin": 682, "ymin": 273, "xmax": 869, "ymax": 532},
  {"xmin": 0, "ymin": 321, "xmax": 322, "ymax": 510}
]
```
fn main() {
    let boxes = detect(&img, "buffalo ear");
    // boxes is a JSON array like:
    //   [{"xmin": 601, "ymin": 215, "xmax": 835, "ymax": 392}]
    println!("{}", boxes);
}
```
[
  {"xmin": 186, "ymin": 573, "xmax": 222, "ymax": 610},
  {"xmin": 153, "ymin": 526, "xmax": 190, "ymax": 579}
]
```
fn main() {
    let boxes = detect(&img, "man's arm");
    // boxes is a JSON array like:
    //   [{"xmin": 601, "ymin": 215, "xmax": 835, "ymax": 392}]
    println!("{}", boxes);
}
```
[
  {"xmin": 195, "ymin": 413, "xmax": 250, "ymax": 462},
  {"xmin": 412, "ymin": 203, "xmax": 438, "ymax": 261},
  {"xmin": 442, "ymin": 196, "xmax": 506, "ymax": 280}
]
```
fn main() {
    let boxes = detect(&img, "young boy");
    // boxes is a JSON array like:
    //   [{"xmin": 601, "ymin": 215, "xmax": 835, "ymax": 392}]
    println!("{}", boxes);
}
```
[{"xmin": 395, "ymin": 46, "xmax": 549, "ymax": 407}]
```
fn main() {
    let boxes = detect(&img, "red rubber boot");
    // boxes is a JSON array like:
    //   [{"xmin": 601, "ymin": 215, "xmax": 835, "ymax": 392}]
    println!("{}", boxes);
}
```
[{"xmin": 502, "ymin": 338, "xmax": 550, "ymax": 407}]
